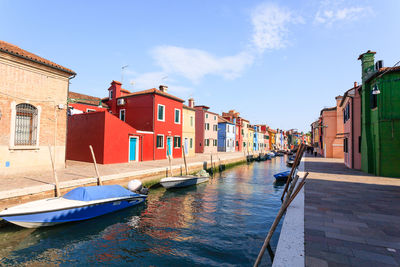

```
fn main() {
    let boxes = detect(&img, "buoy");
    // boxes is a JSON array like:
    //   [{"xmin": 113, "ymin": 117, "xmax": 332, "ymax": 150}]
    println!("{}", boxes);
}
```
[{"xmin": 128, "ymin": 180, "xmax": 142, "ymax": 192}]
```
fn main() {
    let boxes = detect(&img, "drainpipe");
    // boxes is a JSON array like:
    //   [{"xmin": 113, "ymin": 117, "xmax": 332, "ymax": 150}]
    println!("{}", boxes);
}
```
[{"xmin": 65, "ymin": 74, "xmax": 76, "ymax": 166}]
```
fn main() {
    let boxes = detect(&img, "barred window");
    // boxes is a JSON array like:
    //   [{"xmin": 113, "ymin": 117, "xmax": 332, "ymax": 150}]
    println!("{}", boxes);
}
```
[{"xmin": 15, "ymin": 103, "xmax": 38, "ymax": 146}]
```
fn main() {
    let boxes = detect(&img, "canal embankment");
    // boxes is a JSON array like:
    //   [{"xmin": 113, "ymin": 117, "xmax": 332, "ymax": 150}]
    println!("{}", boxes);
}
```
[
  {"xmin": 303, "ymin": 155, "xmax": 400, "ymax": 266},
  {"xmin": 0, "ymin": 152, "xmax": 248, "ymax": 210}
]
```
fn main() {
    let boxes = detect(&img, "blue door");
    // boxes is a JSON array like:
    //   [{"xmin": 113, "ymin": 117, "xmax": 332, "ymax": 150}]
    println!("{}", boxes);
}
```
[
  {"xmin": 167, "ymin": 137, "xmax": 172, "ymax": 157},
  {"xmin": 129, "ymin": 138, "xmax": 137, "ymax": 161}
]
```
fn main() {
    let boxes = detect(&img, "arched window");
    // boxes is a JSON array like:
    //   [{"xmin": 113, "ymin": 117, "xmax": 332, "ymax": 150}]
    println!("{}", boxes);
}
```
[{"xmin": 15, "ymin": 103, "xmax": 38, "ymax": 146}]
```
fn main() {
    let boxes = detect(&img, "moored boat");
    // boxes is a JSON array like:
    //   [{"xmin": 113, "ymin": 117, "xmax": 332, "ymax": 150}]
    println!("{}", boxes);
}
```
[
  {"xmin": 0, "ymin": 184, "xmax": 147, "ymax": 228},
  {"xmin": 273, "ymin": 171, "xmax": 291, "ymax": 182},
  {"xmin": 160, "ymin": 175, "xmax": 209, "ymax": 189}
]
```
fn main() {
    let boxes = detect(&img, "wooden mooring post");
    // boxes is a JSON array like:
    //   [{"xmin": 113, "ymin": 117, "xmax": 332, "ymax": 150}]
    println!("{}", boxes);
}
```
[
  {"xmin": 89, "ymin": 145, "xmax": 103, "ymax": 186},
  {"xmin": 48, "ymin": 145, "xmax": 60, "ymax": 197},
  {"xmin": 182, "ymin": 145, "xmax": 188, "ymax": 175}
]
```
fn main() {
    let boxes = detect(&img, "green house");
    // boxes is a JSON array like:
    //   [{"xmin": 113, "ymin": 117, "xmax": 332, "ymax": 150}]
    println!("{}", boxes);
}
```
[{"xmin": 358, "ymin": 51, "xmax": 400, "ymax": 177}]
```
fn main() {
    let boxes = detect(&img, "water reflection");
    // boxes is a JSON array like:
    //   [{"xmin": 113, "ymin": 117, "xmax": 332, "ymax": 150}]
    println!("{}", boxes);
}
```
[{"xmin": 0, "ymin": 157, "xmax": 289, "ymax": 266}]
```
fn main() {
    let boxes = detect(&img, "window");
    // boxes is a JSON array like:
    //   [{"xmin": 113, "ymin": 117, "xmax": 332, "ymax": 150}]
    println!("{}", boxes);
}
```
[
  {"xmin": 358, "ymin": 136, "xmax": 361, "ymax": 153},
  {"xmin": 213, "ymin": 125, "xmax": 218, "ymax": 131},
  {"xmin": 343, "ymin": 138, "xmax": 348, "ymax": 153},
  {"xmin": 14, "ymin": 103, "xmax": 39, "ymax": 146},
  {"xmin": 243, "ymin": 142, "xmax": 246, "ymax": 147},
  {"xmin": 213, "ymin": 140, "xmax": 217, "ymax": 146},
  {"xmin": 343, "ymin": 103, "xmax": 350, "ymax": 123},
  {"xmin": 205, "ymin": 123, "xmax": 210, "ymax": 130},
  {"xmin": 205, "ymin": 139, "xmax": 210, "ymax": 146},
  {"xmin": 205, "ymin": 113, "xmax": 208, "ymax": 119},
  {"xmin": 370, "ymin": 90, "xmax": 377, "ymax": 109},
  {"xmin": 174, "ymin": 136, "xmax": 181, "ymax": 148},
  {"xmin": 236, "ymin": 141, "xmax": 239, "ymax": 146},
  {"xmin": 109, "ymin": 90, "xmax": 113, "ymax": 100},
  {"xmin": 156, "ymin": 135, "xmax": 164, "ymax": 148},
  {"xmin": 190, "ymin": 138, "xmax": 193, "ymax": 148},
  {"xmin": 119, "ymin": 109, "xmax": 126, "ymax": 121},
  {"xmin": 174, "ymin": 109, "xmax": 181, "ymax": 124},
  {"xmin": 214, "ymin": 116, "xmax": 216, "ymax": 120},
  {"xmin": 241, "ymin": 129, "xmax": 244, "ymax": 135},
  {"xmin": 190, "ymin": 116, "xmax": 194, "ymax": 127},
  {"xmin": 157, "ymin": 104, "xmax": 165, "ymax": 121}
]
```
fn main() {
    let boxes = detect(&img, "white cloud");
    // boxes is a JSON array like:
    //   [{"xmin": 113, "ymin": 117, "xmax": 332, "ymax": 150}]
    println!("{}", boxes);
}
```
[
  {"xmin": 314, "ymin": 6, "xmax": 373, "ymax": 26},
  {"xmin": 151, "ymin": 46, "xmax": 254, "ymax": 82},
  {"xmin": 250, "ymin": 3, "xmax": 304, "ymax": 53}
]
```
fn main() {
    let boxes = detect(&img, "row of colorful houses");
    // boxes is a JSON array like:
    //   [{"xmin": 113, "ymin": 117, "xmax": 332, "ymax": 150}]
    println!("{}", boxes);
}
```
[
  {"xmin": 311, "ymin": 50, "xmax": 400, "ymax": 178},
  {"xmin": 0, "ymin": 40, "xmax": 310, "ymax": 176}
]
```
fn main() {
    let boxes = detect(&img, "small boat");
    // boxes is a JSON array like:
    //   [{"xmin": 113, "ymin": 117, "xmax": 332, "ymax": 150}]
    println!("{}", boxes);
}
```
[
  {"xmin": 267, "ymin": 152, "xmax": 276, "ymax": 158},
  {"xmin": 273, "ymin": 171, "xmax": 291, "ymax": 182},
  {"xmin": 0, "ymin": 184, "xmax": 147, "ymax": 228},
  {"xmin": 275, "ymin": 152, "xmax": 284, "ymax": 157},
  {"xmin": 160, "ymin": 170, "xmax": 210, "ymax": 189}
]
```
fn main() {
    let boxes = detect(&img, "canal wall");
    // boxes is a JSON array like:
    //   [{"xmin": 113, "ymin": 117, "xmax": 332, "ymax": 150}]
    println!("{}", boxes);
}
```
[{"xmin": 0, "ymin": 154, "xmax": 248, "ymax": 211}]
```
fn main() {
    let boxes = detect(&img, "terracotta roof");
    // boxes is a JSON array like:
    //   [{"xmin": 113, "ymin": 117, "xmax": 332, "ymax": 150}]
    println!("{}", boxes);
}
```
[
  {"xmin": 0, "ymin": 40, "xmax": 75, "ymax": 75},
  {"xmin": 320, "ymin": 106, "xmax": 336, "ymax": 116},
  {"xmin": 365, "ymin": 66, "xmax": 400, "ymax": 83},
  {"xmin": 69, "ymin": 91, "xmax": 108, "ymax": 108},
  {"xmin": 183, "ymin": 104, "xmax": 196, "ymax": 111},
  {"xmin": 218, "ymin": 116, "xmax": 233, "ymax": 124},
  {"xmin": 119, "ymin": 88, "xmax": 184, "ymax": 102},
  {"xmin": 339, "ymin": 85, "xmax": 361, "ymax": 107}
]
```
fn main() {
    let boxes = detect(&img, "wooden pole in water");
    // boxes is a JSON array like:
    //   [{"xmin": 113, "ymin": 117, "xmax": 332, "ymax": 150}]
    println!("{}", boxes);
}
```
[
  {"xmin": 48, "ymin": 145, "xmax": 60, "ymax": 197},
  {"xmin": 182, "ymin": 145, "xmax": 188, "ymax": 175},
  {"xmin": 254, "ymin": 171, "xmax": 308, "ymax": 266},
  {"xmin": 89, "ymin": 145, "xmax": 103, "ymax": 186},
  {"xmin": 210, "ymin": 153, "xmax": 213, "ymax": 173}
]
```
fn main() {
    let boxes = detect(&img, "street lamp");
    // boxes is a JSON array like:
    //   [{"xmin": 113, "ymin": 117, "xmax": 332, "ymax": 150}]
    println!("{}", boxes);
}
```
[{"xmin": 372, "ymin": 84, "xmax": 381, "ymax": 95}]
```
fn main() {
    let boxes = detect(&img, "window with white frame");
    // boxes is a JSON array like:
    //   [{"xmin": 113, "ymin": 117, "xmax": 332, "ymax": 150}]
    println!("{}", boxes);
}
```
[
  {"xmin": 205, "ymin": 123, "xmax": 210, "ymax": 130},
  {"xmin": 190, "ymin": 138, "xmax": 193, "ymax": 148},
  {"xmin": 157, "ymin": 104, "xmax": 165, "ymax": 121},
  {"xmin": 205, "ymin": 139, "xmax": 210, "ymax": 146},
  {"xmin": 174, "ymin": 109, "xmax": 181, "ymax": 124},
  {"xmin": 174, "ymin": 136, "xmax": 181, "ymax": 148},
  {"xmin": 14, "ymin": 103, "xmax": 39, "ymax": 146},
  {"xmin": 214, "ymin": 115, "xmax": 216, "ymax": 120},
  {"xmin": 156, "ymin": 135, "xmax": 164, "ymax": 148},
  {"xmin": 119, "ymin": 109, "xmax": 126, "ymax": 121},
  {"xmin": 205, "ymin": 113, "xmax": 208, "ymax": 119}
]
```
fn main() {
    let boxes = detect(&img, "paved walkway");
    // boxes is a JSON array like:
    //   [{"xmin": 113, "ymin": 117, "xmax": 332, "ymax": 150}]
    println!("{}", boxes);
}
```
[
  {"xmin": 304, "ymin": 155, "xmax": 400, "ymax": 267},
  {"xmin": 0, "ymin": 152, "xmax": 246, "ymax": 200}
]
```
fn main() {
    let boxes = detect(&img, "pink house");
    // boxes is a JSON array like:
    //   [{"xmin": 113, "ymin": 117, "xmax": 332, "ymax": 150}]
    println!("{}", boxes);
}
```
[
  {"xmin": 194, "ymin": 102, "xmax": 218, "ymax": 154},
  {"xmin": 320, "ymin": 96, "xmax": 344, "ymax": 158},
  {"xmin": 340, "ymin": 82, "xmax": 362, "ymax": 169}
]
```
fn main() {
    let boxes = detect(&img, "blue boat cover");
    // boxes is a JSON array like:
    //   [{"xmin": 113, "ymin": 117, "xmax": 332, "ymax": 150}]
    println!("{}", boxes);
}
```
[
  {"xmin": 63, "ymin": 185, "xmax": 138, "ymax": 201},
  {"xmin": 274, "ymin": 171, "xmax": 291, "ymax": 178}
]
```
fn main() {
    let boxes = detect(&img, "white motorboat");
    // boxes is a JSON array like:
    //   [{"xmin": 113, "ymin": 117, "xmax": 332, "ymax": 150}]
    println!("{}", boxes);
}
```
[{"xmin": 160, "ymin": 175, "xmax": 209, "ymax": 189}]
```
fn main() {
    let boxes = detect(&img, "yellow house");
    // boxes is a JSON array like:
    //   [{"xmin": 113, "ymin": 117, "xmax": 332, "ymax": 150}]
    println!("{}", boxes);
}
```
[
  {"xmin": 182, "ymin": 103, "xmax": 196, "ymax": 157},
  {"xmin": 248, "ymin": 127, "xmax": 254, "ymax": 153}
]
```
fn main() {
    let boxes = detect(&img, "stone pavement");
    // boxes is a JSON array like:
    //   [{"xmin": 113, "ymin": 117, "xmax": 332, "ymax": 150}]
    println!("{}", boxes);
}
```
[
  {"xmin": 0, "ymin": 151, "xmax": 246, "ymax": 201},
  {"xmin": 304, "ymin": 155, "xmax": 400, "ymax": 267}
]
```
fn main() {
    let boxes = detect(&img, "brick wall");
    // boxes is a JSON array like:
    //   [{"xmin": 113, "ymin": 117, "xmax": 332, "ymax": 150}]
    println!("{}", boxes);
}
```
[{"xmin": 0, "ymin": 52, "xmax": 72, "ymax": 176}]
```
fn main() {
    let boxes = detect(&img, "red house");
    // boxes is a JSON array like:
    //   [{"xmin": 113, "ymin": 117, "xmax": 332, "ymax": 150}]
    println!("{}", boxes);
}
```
[
  {"xmin": 68, "ymin": 91, "xmax": 108, "ymax": 115},
  {"xmin": 67, "ymin": 81, "xmax": 184, "ymax": 163}
]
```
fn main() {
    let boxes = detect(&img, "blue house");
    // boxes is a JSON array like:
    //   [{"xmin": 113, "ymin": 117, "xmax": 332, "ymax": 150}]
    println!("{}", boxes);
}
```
[
  {"xmin": 218, "ymin": 117, "xmax": 236, "ymax": 152},
  {"xmin": 253, "ymin": 125, "xmax": 259, "ymax": 152}
]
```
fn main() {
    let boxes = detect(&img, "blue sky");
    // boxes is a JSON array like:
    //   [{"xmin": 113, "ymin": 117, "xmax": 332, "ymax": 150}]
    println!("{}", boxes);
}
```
[{"xmin": 1, "ymin": 0, "xmax": 399, "ymax": 132}]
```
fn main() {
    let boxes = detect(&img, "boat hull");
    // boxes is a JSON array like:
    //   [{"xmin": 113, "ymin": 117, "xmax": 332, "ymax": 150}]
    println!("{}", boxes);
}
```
[
  {"xmin": 160, "ymin": 176, "xmax": 209, "ymax": 189},
  {"xmin": 1, "ymin": 197, "xmax": 146, "ymax": 228}
]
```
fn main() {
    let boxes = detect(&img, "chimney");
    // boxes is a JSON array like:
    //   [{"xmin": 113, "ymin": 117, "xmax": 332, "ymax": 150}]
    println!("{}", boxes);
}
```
[
  {"xmin": 335, "ymin": 95, "xmax": 343, "ymax": 107},
  {"xmin": 354, "ymin": 81, "xmax": 358, "ymax": 88},
  {"xmin": 159, "ymin": 85, "xmax": 168, "ymax": 93},
  {"xmin": 188, "ymin": 98, "xmax": 194, "ymax": 108},
  {"xmin": 358, "ymin": 50, "xmax": 376, "ymax": 83}
]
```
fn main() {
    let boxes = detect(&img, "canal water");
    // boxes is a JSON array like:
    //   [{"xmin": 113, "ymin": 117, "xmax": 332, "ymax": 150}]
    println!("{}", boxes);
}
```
[{"xmin": 0, "ymin": 156, "xmax": 290, "ymax": 266}]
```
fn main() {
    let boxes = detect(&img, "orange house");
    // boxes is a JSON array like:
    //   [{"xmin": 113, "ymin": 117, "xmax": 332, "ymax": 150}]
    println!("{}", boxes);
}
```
[{"xmin": 320, "ymin": 96, "xmax": 344, "ymax": 158}]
